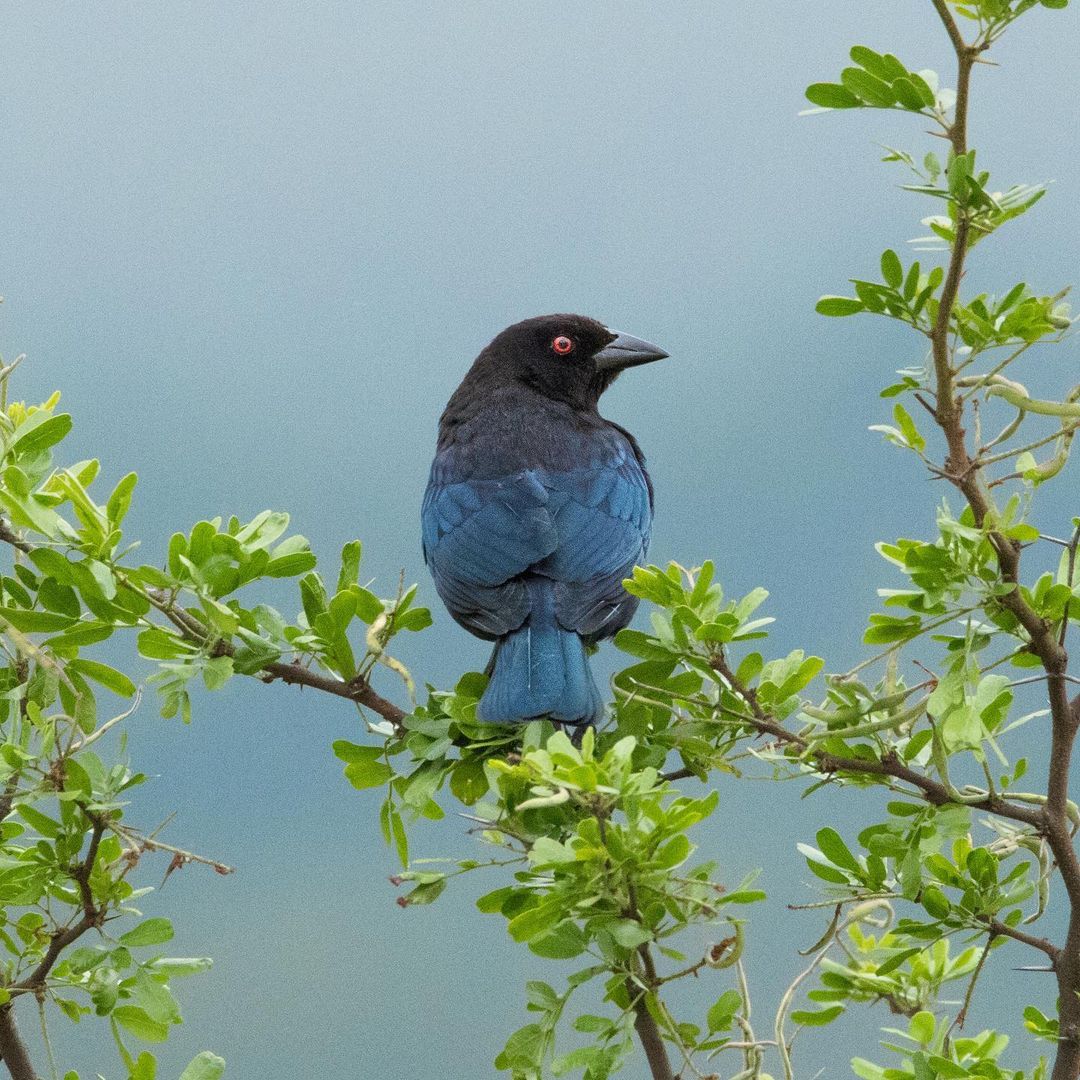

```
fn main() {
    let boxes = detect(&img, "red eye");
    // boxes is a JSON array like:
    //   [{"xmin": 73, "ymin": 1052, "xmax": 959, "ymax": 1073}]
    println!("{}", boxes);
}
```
[{"xmin": 552, "ymin": 336, "xmax": 574, "ymax": 355}]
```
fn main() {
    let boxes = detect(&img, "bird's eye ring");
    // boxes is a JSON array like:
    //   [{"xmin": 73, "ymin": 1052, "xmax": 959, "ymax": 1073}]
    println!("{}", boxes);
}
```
[{"xmin": 552, "ymin": 336, "xmax": 574, "ymax": 355}]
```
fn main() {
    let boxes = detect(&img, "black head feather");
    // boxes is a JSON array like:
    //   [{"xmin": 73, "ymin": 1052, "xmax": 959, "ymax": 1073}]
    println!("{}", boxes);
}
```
[{"xmin": 464, "ymin": 314, "xmax": 617, "ymax": 407}]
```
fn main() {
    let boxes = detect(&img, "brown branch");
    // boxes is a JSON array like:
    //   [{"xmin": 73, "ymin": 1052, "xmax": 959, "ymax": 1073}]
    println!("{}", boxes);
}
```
[
  {"xmin": 626, "ymin": 882, "xmax": 675, "ymax": 1080},
  {"xmin": 262, "ymin": 660, "xmax": 406, "ymax": 726},
  {"xmin": 930, "ymin": 0, "xmax": 969, "ymax": 63},
  {"xmin": 12, "ymin": 816, "xmax": 106, "ymax": 994},
  {"xmin": 660, "ymin": 766, "xmax": 696, "ymax": 783},
  {"xmin": 0, "ymin": 519, "xmax": 409, "ymax": 731},
  {"xmin": 0, "ymin": 521, "xmax": 31, "ymax": 555},
  {"xmin": 139, "ymin": 587, "xmax": 408, "ymax": 730},
  {"xmin": 0, "ymin": 1006, "xmax": 36, "ymax": 1080},
  {"xmin": 595, "ymin": 815, "xmax": 675, "ymax": 1080},
  {"xmin": 920, "ymin": 8, "xmax": 1080, "ymax": 1077},
  {"xmin": 986, "ymin": 917, "xmax": 1060, "ymax": 964},
  {"xmin": 709, "ymin": 655, "xmax": 1043, "ymax": 829},
  {"xmin": 944, "ymin": 933, "xmax": 994, "ymax": 1048},
  {"xmin": 0, "ymin": 815, "xmax": 108, "ymax": 1078},
  {"xmin": 110, "ymin": 821, "xmax": 235, "ymax": 876},
  {"xmin": 630, "ymin": 983, "xmax": 675, "ymax": 1080}
]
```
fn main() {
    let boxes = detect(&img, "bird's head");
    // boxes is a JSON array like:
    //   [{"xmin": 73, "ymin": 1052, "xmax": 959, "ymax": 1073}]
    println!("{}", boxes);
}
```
[{"xmin": 472, "ymin": 314, "xmax": 668, "ymax": 409}]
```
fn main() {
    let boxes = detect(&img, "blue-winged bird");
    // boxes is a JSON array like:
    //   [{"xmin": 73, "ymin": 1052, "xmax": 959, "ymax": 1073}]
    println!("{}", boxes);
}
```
[{"xmin": 422, "ymin": 314, "xmax": 667, "ymax": 725}]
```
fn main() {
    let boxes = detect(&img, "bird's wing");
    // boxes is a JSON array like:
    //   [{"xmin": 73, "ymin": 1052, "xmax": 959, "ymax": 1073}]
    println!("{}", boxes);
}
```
[
  {"xmin": 537, "ymin": 447, "xmax": 652, "ymax": 639},
  {"xmin": 422, "ymin": 465, "xmax": 559, "ymax": 638}
]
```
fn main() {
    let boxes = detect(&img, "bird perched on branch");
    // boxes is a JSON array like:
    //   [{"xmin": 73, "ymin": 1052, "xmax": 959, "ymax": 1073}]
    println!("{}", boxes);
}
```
[{"xmin": 422, "ymin": 314, "xmax": 667, "ymax": 726}]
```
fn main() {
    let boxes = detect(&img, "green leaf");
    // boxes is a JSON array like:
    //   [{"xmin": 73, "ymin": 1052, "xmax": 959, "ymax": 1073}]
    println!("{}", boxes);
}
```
[
  {"xmin": 351, "ymin": 586, "xmax": 384, "ymax": 624},
  {"xmin": 920, "ymin": 885, "xmax": 951, "ymax": 919},
  {"xmin": 133, "ymin": 969, "xmax": 181, "ymax": 1026},
  {"xmin": 654, "ymin": 834, "xmax": 691, "ymax": 869},
  {"xmin": 706, "ymin": 989, "xmax": 742, "ymax": 1033},
  {"xmin": 148, "ymin": 957, "xmax": 213, "ymax": 978},
  {"xmin": 875, "ymin": 947, "xmax": 921, "ymax": 976},
  {"xmin": 908, "ymin": 1012, "xmax": 936, "ymax": 1047},
  {"xmin": 798, "ymin": 844, "xmax": 851, "ymax": 883},
  {"xmin": 130, "ymin": 1053, "xmax": 157, "ymax": 1080},
  {"xmin": 880, "ymin": 249, "xmax": 903, "ymax": 288},
  {"xmin": 476, "ymin": 887, "xmax": 514, "ymax": 914},
  {"xmin": 529, "ymin": 922, "xmax": 587, "ymax": 959},
  {"xmin": 529, "ymin": 836, "xmax": 576, "ymax": 865},
  {"xmin": 840, "ymin": 67, "xmax": 896, "ymax": 107},
  {"xmin": 892, "ymin": 76, "xmax": 927, "ymax": 110},
  {"xmin": 853, "ymin": 47, "xmax": 908, "ymax": 81},
  {"xmin": 106, "ymin": 472, "xmax": 138, "ymax": 527},
  {"xmin": 112, "ymin": 1006, "xmax": 169, "ymax": 1043},
  {"xmin": 68, "ymin": 659, "xmax": 137, "ymax": 698},
  {"xmin": 508, "ymin": 902, "xmax": 564, "ymax": 943},
  {"xmin": 265, "ymin": 550, "xmax": 317, "ymax": 578},
  {"xmin": 404, "ymin": 877, "xmax": 447, "ymax": 906},
  {"xmin": 791, "ymin": 1005, "xmax": 845, "ymax": 1026},
  {"xmin": 495, "ymin": 1024, "xmax": 547, "ymax": 1071},
  {"xmin": 613, "ymin": 628, "xmax": 672, "ymax": 660},
  {"xmin": 816, "ymin": 296, "xmax": 864, "ymax": 317},
  {"xmin": 385, "ymin": 800, "xmax": 408, "ymax": 866},
  {"xmin": 395, "ymin": 607, "xmax": 432, "ymax": 632},
  {"xmin": 336, "ymin": 541, "xmax": 362, "ymax": 592},
  {"xmin": 178, "ymin": 1053, "xmax": 226, "ymax": 1080},
  {"xmin": 201, "ymin": 656, "xmax": 234, "ymax": 691},
  {"xmin": 815, "ymin": 827, "xmax": 861, "ymax": 874},
  {"xmin": 335, "ymin": 743, "xmax": 392, "ymax": 789},
  {"xmin": 805, "ymin": 82, "xmax": 861, "ymax": 109},
  {"xmin": 137, "ymin": 627, "xmax": 191, "ymax": 660},
  {"xmin": 17, "ymin": 803, "xmax": 62, "ymax": 838},
  {"xmin": 449, "ymin": 759, "xmax": 488, "ymax": 805},
  {"xmin": 607, "ymin": 919, "xmax": 652, "ymax": 948},
  {"xmin": 10, "ymin": 413, "xmax": 73, "ymax": 457},
  {"xmin": 299, "ymin": 572, "xmax": 329, "ymax": 625},
  {"xmin": 720, "ymin": 890, "xmax": 766, "ymax": 905},
  {"xmin": 909, "ymin": 72, "xmax": 937, "ymax": 108},
  {"xmin": 893, "ymin": 403, "xmax": 926, "ymax": 452},
  {"xmin": 0, "ymin": 607, "xmax": 76, "ymax": 633},
  {"xmin": 119, "ymin": 919, "xmax": 175, "ymax": 948}
]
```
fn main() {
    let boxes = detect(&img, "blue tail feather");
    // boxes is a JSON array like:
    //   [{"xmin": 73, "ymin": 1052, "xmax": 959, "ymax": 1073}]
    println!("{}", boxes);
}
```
[{"xmin": 477, "ymin": 581, "xmax": 602, "ymax": 725}]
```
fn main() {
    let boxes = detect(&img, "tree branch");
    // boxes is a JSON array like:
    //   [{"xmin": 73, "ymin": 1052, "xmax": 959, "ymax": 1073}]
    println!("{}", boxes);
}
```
[
  {"xmin": 0, "ymin": 1005, "xmax": 36, "ymax": 1080},
  {"xmin": 920, "ymin": 8, "xmax": 1080, "ymax": 1076},
  {"xmin": 0, "ymin": 519, "xmax": 408, "ymax": 731},
  {"xmin": 12, "ymin": 816, "xmax": 106, "ymax": 994},
  {"xmin": 986, "ymin": 917, "xmax": 1060, "ymax": 964},
  {"xmin": 709, "ymin": 655, "xmax": 1044, "ymax": 830},
  {"xmin": 139, "ymin": 586, "xmax": 408, "ymax": 730}
]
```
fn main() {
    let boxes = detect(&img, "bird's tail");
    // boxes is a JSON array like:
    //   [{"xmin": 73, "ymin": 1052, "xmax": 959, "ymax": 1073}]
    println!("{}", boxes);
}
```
[{"xmin": 477, "ymin": 581, "xmax": 603, "ymax": 726}]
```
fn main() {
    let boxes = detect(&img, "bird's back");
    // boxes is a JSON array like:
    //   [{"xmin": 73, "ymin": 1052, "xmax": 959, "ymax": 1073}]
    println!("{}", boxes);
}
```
[{"xmin": 423, "ymin": 383, "xmax": 652, "ymax": 643}]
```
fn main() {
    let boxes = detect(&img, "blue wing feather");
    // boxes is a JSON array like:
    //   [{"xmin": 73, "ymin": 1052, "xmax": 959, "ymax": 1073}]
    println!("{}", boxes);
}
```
[{"xmin": 423, "ymin": 432, "xmax": 651, "ymax": 644}]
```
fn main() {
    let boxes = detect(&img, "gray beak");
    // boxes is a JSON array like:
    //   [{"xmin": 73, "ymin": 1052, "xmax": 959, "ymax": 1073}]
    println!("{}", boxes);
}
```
[{"xmin": 592, "ymin": 329, "xmax": 669, "ymax": 373}]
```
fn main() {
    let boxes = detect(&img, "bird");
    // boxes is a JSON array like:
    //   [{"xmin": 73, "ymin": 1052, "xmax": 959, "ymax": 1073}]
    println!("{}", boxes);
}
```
[{"xmin": 421, "ymin": 314, "xmax": 668, "ymax": 726}]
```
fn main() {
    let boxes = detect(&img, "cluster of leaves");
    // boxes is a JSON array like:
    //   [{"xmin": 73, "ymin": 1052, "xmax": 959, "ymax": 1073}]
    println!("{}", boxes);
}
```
[
  {"xmin": 794, "ymin": 2, "xmax": 1075, "ymax": 1077},
  {"xmin": 0, "ymin": 385, "xmax": 429, "ymax": 730},
  {"xmin": 804, "ymin": 47, "xmax": 944, "ymax": 115},
  {"xmin": 0, "ymin": 377, "xmax": 226, "ymax": 1080},
  {"xmin": 482, "ymin": 731, "xmax": 762, "ymax": 1077},
  {"xmin": 337, "ymin": 686, "xmax": 767, "ymax": 1078},
  {"xmin": 852, "ymin": 1009, "xmax": 1045, "ymax": 1080}
]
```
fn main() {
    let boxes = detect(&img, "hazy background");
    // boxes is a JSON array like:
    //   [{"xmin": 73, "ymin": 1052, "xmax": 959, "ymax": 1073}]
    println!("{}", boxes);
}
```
[{"xmin": 3, "ymin": 2, "xmax": 1079, "ymax": 1076}]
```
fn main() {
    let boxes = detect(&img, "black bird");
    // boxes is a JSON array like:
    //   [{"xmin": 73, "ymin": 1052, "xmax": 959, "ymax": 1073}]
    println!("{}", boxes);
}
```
[{"xmin": 421, "ymin": 314, "xmax": 667, "ymax": 725}]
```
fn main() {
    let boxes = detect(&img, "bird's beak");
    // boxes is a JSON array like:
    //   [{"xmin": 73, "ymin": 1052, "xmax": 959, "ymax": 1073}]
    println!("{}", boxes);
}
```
[{"xmin": 593, "ymin": 330, "xmax": 669, "ymax": 373}]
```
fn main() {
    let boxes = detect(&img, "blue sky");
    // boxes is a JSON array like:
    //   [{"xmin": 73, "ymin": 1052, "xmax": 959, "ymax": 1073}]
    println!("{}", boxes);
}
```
[{"xmin": 3, "ymin": 2, "xmax": 1079, "ymax": 1076}]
